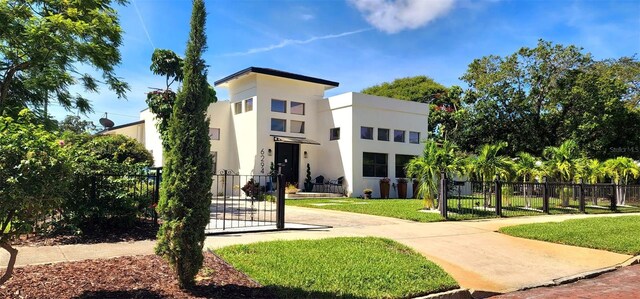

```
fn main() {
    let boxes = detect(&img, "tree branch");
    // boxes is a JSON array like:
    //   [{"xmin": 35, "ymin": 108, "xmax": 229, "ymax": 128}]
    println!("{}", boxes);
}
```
[{"xmin": 0, "ymin": 241, "xmax": 18, "ymax": 286}]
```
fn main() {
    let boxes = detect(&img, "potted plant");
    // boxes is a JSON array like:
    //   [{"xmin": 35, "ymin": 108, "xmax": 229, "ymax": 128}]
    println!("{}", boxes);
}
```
[
  {"xmin": 397, "ymin": 178, "xmax": 408, "ymax": 198},
  {"xmin": 379, "ymin": 177, "xmax": 390, "ymax": 199},
  {"xmin": 303, "ymin": 163, "xmax": 313, "ymax": 192},
  {"xmin": 285, "ymin": 183, "xmax": 299, "ymax": 194},
  {"xmin": 363, "ymin": 188, "xmax": 373, "ymax": 199}
]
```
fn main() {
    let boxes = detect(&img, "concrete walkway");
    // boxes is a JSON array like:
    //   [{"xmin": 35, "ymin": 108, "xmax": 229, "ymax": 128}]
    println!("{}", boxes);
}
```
[{"xmin": 2, "ymin": 207, "xmax": 638, "ymax": 294}]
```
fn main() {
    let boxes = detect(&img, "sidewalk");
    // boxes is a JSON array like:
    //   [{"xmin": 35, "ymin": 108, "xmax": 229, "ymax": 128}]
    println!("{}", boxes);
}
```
[{"xmin": 2, "ymin": 208, "xmax": 638, "ymax": 294}]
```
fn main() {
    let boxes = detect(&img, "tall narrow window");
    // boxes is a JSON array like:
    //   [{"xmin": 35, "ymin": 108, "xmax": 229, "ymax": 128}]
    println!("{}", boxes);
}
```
[
  {"xmin": 363, "ymin": 152, "xmax": 387, "ymax": 177},
  {"xmin": 394, "ymin": 130, "xmax": 405, "ymax": 142},
  {"xmin": 211, "ymin": 151, "xmax": 218, "ymax": 174},
  {"xmin": 290, "ymin": 120, "xmax": 305, "ymax": 133},
  {"xmin": 360, "ymin": 126, "xmax": 373, "ymax": 140},
  {"xmin": 409, "ymin": 131, "xmax": 420, "ymax": 144},
  {"xmin": 209, "ymin": 128, "xmax": 220, "ymax": 140},
  {"xmin": 271, "ymin": 118, "xmax": 286, "ymax": 132},
  {"xmin": 271, "ymin": 99, "xmax": 286, "ymax": 113},
  {"xmin": 378, "ymin": 128, "xmax": 390, "ymax": 141},
  {"xmin": 330, "ymin": 128, "xmax": 340, "ymax": 140},
  {"xmin": 234, "ymin": 102, "xmax": 242, "ymax": 114},
  {"xmin": 245, "ymin": 98, "xmax": 253, "ymax": 112},
  {"xmin": 291, "ymin": 101, "xmax": 305, "ymax": 115}
]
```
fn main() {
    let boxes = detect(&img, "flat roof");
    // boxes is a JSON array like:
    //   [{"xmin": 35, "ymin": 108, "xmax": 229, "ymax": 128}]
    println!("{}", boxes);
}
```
[
  {"xmin": 214, "ymin": 67, "xmax": 339, "ymax": 88},
  {"xmin": 96, "ymin": 120, "xmax": 144, "ymax": 134}
]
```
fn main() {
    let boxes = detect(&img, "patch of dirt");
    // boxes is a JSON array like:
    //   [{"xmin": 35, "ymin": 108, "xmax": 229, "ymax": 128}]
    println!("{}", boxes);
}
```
[
  {"xmin": 0, "ymin": 252, "xmax": 274, "ymax": 299},
  {"xmin": 12, "ymin": 220, "xmax": 159, "ymax": 247}
]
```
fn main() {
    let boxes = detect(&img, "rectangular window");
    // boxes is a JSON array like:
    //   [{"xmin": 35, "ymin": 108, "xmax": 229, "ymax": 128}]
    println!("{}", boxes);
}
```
[
  {"xmin": 360, "ymin": 126, "xmax": 373, "ymax": 140},
  {"xmin": 290, "ymin": 120, "xmax": 305, "ymax": 133},
  {"xmin": 395, "ymin": 154, "xmax": 415, "ymax": 178},
  {"xmin": 245, "ymin": 98, "xmax": 253, "ymax": 112},
  {"xmin": 271, "ymin": 118, "xmax": 286, "ymax": 132},
  {"xmin": 363, "ymin": 152, "xmax": 388, "ymax": 177},
  {"xmin": 409, "ymin": 131, "xmax": 420, "ymax": 144},
  {"xmin": 271, "ymin": 99, "xmax": 286, "ymax": 113},
  {"xmin": 209, "ymin": 128, "xmax": 220, "ymax": 140},
  {"xmin": 378, "ymin": 128, "xmax": 390, "ymax": 141},
  {"xmin": 291, "ymin": 101, "xmax": 305, "ymax": 115},
  {"xmin": 234, "ymin": 102, "xmax": 242, "ymax": 114},
  {"xmin": 211, "ymin": 151, "xmax": 217, "ymax": 174},
  {"xmin": 394, "ymin": 130, "xmax": 405, "ymax": 143},
  {"xmin": 330, "ymin": 128, "xmax": 340, "ymax": 140}
]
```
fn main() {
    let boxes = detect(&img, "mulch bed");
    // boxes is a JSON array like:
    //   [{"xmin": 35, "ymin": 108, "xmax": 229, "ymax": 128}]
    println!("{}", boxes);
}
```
[
  {"xmin": 0, "ymin": 251, "xmax": 274, "ymax": 299},
  {"xmin": 12, "ymin": 220, "xmax": 159, "ymax": 247}
]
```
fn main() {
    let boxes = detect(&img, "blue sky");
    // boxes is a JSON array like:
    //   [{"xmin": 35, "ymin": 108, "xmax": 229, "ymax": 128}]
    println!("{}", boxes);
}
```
[{"xmin": 50, "ymin": 0, "xmax": 640, "ymax": 127}]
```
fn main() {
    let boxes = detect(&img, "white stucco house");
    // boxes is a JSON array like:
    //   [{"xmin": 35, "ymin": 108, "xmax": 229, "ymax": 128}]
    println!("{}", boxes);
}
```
[{"xmin": 102, "ymin": 67, "xmax": 429, "ymax": 198}]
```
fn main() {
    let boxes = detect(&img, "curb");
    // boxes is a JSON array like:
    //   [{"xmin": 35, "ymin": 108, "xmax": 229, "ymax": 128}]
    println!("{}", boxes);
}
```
[{"xmin": 413, "ymin": 288, "xmax": 472, "ymax": 299}]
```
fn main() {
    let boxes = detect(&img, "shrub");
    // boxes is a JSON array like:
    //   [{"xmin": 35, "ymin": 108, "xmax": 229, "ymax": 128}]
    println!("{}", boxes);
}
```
[
  {"xmin": 241, "ymin": 178, "xmax": 260, "ymax": 198},
  {"xmin": 285, "ymin": 183, "xmax": 299, "ymax": 194}
]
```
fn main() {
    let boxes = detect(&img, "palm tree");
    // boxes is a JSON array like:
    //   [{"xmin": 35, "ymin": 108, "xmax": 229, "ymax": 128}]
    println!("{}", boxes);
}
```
[
  {"xmin": 575, "ymin": 158, "xmax": 605, "ymax": 205},
  {"xmin": 604, "ymin": 157, "xmax": 640, "ymax": 205},
  {"xmin": 405, "ymin": 140, "xmax": 463, "ymax": 209},
  {"xmin": 543, "ymin": 140, "xmax": 582, "ymax": 206},
  {"xmin": 466, "ymin": 142, "xmax": 513, "ymax": 207},
  {"xmin": 513, "ymin": 152, "xmax": 541, "ymax": 207}
]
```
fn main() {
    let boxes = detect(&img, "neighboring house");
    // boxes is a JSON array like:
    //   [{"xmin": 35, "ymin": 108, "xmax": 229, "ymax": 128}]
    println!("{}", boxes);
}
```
[{"xmin": 104, "ymin": 67, "xmax": 429, "ymax": 198}]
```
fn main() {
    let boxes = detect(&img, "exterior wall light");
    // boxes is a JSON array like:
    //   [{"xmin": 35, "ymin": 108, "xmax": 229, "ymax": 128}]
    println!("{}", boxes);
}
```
[
  {"xmin": 304, "ymin": 151, "xmax": 308, "ymax": 159},
  {"xmin": 268, "ymin": 149, "xmax": 272, "ymax": 156}
]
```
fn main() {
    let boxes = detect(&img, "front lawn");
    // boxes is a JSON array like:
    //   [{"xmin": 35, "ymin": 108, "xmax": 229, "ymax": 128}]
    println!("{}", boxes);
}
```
[
  {"xmin": 286, "ymin": 198, "xmax": 444, "ymax": 222},
  {"xmin": 499, "ymin": 215, "xmax": 640, "ymax": 255},
  {"xmin": 215, "ymin": 237, "xmax": 458, "ymax": 299}
]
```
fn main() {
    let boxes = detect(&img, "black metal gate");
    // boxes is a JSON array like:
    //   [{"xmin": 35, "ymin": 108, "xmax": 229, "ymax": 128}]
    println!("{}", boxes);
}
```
[{"xmin": 206, "ymin": 170, "xmax": 286, "ymax": 234}]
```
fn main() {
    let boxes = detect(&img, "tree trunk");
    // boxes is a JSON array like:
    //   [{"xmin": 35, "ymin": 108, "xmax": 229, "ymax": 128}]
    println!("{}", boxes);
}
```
[{"xmin": 0, "ymin": 241, "xmax": 18, "ymax": 285}]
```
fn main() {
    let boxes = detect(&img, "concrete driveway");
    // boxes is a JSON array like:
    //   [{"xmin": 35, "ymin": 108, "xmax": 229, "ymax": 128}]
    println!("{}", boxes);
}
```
[{"xmin": 205, "ymin": 206, "xmax": 636, "ymax": 293}]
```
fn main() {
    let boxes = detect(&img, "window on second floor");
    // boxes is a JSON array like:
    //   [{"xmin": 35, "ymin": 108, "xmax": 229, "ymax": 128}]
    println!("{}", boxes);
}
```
[
  {"xmin": 271, "ymin": 118, "xmax": 286, "ymax": 132},
  {"xmin": 361, "ymin": 126, "xmax": 373, "ymax": 140},
  {"xmin": 291, "ymin": 101, "xmax": 305, "ymax": 115},
  {"xmin": 378, "ymin": 128, "xmax": 390, "ymax": 141},
  {"xmin": 245, "ymin": 98, "xmax": 253, "ymax": 112},
  {"xmin": 271, "ymin": 99, "xmax": 286, "ymax": 113},
  {"xmin": 409, "ymin": 131, "xmax": 420, "ymax": 144},
  {"xmin": 290, "ymin": 120, "xmax": 305, "ymax": 133},
  {"xmin": 234, "ymin": 102, "xmax": 242, "ymax": 114},
  {"xmin": 209, "ymin": 128, "xmax": 220, "ymax": 140},
  {"xmin": 394, "ymin": 130, "xmax": 405, "ymax": 143},
  {"xmin": 330, "ymin": 128, "xmax": 340, "ymax": 140}
]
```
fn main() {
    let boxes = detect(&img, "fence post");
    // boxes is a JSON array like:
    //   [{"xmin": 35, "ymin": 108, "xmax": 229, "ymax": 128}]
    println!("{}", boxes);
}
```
[
  {"xmin": 439, "ymin": 171, "xmax": 448, "ymax": 219},
  {"xmin": 222, "ymin": 170, "xmax": 228, "ymax": 230},
  {"xmin": 153, "ymin": 169, "xmax": 161, "ymax": 225},
  {"xmin": 276, "ymin": 163, "xmax": 286, "ymax": 230},
  {"xmin": 611, "ymin": 183, "xmax": 617, "ymax": 211},
  {"xmin": 494, "ymin": 175, "xmax": 502, "ymax": 217},
  {"xmin": 579, "ymin": 179, "xmax": 585, "ymax": 213},
  {"xmin": 542, "ymin": 177, "xmax": 549, "ymax": 214}
]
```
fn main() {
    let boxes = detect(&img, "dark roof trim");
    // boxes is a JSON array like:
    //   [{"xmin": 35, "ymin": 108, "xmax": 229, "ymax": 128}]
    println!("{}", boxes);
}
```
[
  {"xmin": 97, "ymin": 120, "xmax": 144, "ymax": 134},
  {"xmin": 272, "ymin": 135, "xmax": 321, "ymax": 145},
  {"xmin": 214, "ymin": 67, "xmax": 339, "ymax": 87}
]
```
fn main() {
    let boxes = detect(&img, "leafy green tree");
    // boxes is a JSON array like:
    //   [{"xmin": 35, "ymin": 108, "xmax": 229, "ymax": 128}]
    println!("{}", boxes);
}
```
[
  {"xmin": 155, "ymin": 0, "xmax": 213, "ymax": 288},
  {"xmin": 405, "ymin": 140, "xmax": 463, "ymax": 209},
  {"xmin": 465, "ymin": 142, "xmax": 513, "ymax": 206},
  {"xmin": 0, "ymin": 0, "xmax": 130, "ymax": 117},
  {"xmin": 458, "ymin": 40, "xmax": 640, "ymax": 159},
  {"xmin": 575, "ymin": 158, "xmax": 604, "ymax": 185},
  {"xmin": 0, "ymin": 109, "xmax": 69, "ymax": 285},
  {"xmin": 604, "ymin": 157, "xmax": 640, "ymax": 205},
  {"xmin": 146, "ymin": 49, "xmax": 216, "ymax": 152},
  {"xmin": 56, "ymin": 115, "xmax": 97, "ymax": 134},
  {"xmin": 513, "ymin": 152, "xmax": 542, "ymax": 207}
]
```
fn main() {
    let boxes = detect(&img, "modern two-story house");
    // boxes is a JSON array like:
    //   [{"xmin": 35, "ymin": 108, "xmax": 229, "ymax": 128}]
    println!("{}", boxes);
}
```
[{"xmin": 102, "ymin": 67, "xmax": 429, "ymax": 198}]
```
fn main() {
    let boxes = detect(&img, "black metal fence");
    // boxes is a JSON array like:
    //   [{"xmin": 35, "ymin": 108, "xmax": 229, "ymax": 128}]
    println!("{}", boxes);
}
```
[
  {"xmin": 206, "ymin": 170, "xmax": 286, "ymax": 233},
  {"xmin": 440, "ymin": 174, "xmax": 640, "ymax": 220}
]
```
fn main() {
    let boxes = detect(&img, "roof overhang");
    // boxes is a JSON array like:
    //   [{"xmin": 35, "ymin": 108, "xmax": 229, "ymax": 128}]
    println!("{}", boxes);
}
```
[
  {"xmin": 215, "ymin": 67, "xmax": 339, "ymax": 90},
  {"xmin": 272, "ymin": 135, "xmax": 321, "ymax": 145},
  {"xmin": 96, "ymin": 120, "xmax": 145, "ymax": 135}
]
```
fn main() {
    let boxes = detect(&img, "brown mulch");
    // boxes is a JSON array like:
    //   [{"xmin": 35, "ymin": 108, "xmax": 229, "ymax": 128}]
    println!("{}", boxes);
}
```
[
  {"xmin": 0, "ymin": 251, "xmax": 274, "ymax": 299},
  {"xmin": 12, "ymin": 220, "xmax": 159, "ymax": 247}
]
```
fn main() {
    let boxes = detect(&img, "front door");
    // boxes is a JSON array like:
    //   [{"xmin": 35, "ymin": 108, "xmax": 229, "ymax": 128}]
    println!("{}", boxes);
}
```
[{"xmin": 275, "ymin": 142, "xmax": 300, "ymax": 186}]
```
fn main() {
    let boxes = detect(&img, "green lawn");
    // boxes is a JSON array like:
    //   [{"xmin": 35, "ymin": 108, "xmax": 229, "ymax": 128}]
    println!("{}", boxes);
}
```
[
  {"xmin": 499, "ymin": 215, "xmax": 640, "ymax": 255},
  {"xmin": 286, "ymin": 198, "xmax": 445, "ymax": 222},
  {"xmin": 215, "ymin": 237, "xmax": 458, "ymax": 299}
]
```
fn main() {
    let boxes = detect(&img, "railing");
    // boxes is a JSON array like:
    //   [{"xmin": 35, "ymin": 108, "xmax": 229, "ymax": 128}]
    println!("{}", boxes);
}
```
[{"xmin": 440, "ymin": 174, "xmax": 640, "ymax": 220}]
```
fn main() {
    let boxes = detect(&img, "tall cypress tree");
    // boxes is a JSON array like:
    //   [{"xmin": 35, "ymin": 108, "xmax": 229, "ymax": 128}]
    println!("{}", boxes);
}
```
[{"xmin": 155, "ymin": 0, "xmax": 212, "ymax": 288}]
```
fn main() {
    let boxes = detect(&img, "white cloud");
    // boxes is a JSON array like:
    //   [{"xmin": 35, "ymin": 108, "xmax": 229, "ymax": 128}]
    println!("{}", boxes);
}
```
[
  {"xmin": 300, "ymin": 13, "xmax": 315, "ymax": 21},
  {"xmin": 349, "ymin": 0, "xmax": 456, "ymax": 33},
  {"xmin": 222, "ymin": 28, "xmax": 371, "ymax": 56}
]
